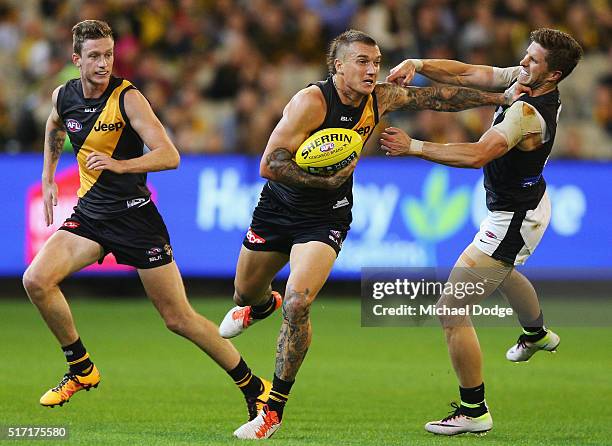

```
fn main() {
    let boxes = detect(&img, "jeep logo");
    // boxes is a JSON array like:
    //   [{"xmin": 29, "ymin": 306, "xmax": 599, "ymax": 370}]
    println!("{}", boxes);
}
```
[
  {"xmin": 355, "ymin": 125, "xmax": 371, "ymax": 137},
  {"xmin": 94, "ymin": 120, "xmax": 123, "ymax": 132}
]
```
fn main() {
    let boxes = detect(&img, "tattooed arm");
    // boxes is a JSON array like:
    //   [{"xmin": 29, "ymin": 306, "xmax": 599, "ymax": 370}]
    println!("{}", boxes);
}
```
[
  {"xmin": 376, "ymin": 82, "xmax": 510, "ymax": 115},
  {"xmin": 42, "ymin": 86, "xmax": 67, "ymax": 226},
  {"xmin": 259, "ymin": 86, "xmax": 356, "ymax": 189}
]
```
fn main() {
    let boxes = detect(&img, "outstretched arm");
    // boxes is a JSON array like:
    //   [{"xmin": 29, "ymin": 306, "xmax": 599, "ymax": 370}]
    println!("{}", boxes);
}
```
[
  {"xmin": 379, "ymin": 100, "xmax": 544, "ymax": 168},
  {"xmin": 41, "ymin": 86, "xmax": 67, "ymax": 226},
  {"xmin": 380, "ymin": 126, "xmax": 510, "ymax": 169},
  {"xmin": 386, "ymin": 59, "xmax": 521, "ymax": 90},
  {"xmin": 259, "ymin": 87, "xmax": 356, "ymax": 189},
  {"xmin": 376, "ymin": 82, "xmax": 511, "ymax": 115}
]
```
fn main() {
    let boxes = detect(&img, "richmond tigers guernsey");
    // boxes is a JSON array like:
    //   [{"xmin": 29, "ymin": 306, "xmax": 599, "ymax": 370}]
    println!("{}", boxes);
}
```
[
  {"xmin": 57, "ymin": 76, "xmax": 150, "ymax": 219},
  {"xmin": 260, "ymin": 76, "xmax": 379, "ymax": 227}
]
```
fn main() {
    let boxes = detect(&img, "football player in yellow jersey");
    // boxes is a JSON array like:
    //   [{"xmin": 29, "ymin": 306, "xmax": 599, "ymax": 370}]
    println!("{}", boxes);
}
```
[
  {"xmin": 22, "ymin": 20, "xmax": 268, "ymax": 421},
  {"xmin": 222, "ymin": 29, "xmax": 523, "ymax": 439}
]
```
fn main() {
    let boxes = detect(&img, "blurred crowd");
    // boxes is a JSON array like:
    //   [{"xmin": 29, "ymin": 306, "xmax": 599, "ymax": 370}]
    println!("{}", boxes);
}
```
[{"xmin": 1, "ymin": 0, "xmax": 610, "ymax": 158}]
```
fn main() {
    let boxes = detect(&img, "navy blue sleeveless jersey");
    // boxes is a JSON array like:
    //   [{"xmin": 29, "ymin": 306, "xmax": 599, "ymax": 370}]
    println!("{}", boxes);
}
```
[
  {"xmin": 257, "ymin": 76, "xmax": 379, "ymax": 228},
  {"xmin": 484, "ymin": 89, "xmax": 560, "ymax": 211},
  {"xmin": 57, "ymin": 76, "xmax": 150, "ymax": 219}
]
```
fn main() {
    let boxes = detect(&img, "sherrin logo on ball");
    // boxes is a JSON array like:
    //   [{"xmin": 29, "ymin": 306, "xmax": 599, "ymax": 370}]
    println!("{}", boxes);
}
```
[{"xmin": 295, "ymin": 128, "xmax": 363, "ymax": 175}]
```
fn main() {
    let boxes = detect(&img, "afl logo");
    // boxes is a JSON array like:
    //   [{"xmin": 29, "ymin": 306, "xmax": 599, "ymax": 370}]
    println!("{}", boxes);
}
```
[
  {"xmin": 320, "ymin": 142, "xmax": 335, "ymax": 152},
  {"xmin": 65, "ymin": 119, "xmax": 82, "ymax": 133}
]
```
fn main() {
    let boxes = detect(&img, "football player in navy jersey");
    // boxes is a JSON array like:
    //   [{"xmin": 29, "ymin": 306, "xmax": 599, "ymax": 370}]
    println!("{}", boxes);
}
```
[{"xmin": 383, "ymin": 28, "xmax": 583, "ymax": 436}]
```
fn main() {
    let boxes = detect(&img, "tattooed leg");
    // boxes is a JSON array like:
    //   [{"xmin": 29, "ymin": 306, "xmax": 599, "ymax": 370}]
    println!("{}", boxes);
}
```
[
  {"xmin": 275, "ymin": 286, "xmax": 313, "ymax": 380},
  {"xmin": 264, "ymin": 241, "xmax": 336, "ymax": 418}
]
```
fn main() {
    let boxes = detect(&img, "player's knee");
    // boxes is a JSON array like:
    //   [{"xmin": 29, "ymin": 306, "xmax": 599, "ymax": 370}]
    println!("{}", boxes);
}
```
[
  {"xmin": 162, "ymin": 309, "xmax": 195, "ymax": 335},
  {"xmin": 436, "ymin": 294, "xmax": 466, "ymax": 328},
  {"xmin": 22, "ymin": 267, "xmax": 54, "ymax": 298},
  {"xmin": 282, "ymin": 288, "xmax": 312, "ymax": 321},
  {"xmin": 163, "ymin": 314, "xmax": 187, "ymax": 335}
]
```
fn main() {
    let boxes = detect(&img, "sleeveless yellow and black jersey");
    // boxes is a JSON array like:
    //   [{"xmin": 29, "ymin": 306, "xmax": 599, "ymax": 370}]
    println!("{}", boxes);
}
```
[
  {"xmin": 262, "ymin": 76, "xmax": 379, "ymax": 227},
  {"xmin": 57, "ymin": 76, "xmax": 150, "ymax": 219}
]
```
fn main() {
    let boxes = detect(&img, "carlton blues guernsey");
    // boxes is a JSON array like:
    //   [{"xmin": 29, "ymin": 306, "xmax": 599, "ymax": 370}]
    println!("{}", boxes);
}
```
[
  {"xmin": 257, "ymin": 76, "xmax": 379, "ymax": 229},
  {"xmin": 57, "ymin": 76, "xmax": 150, "ymax": 219},
  {"xmin": 484, "ymin": 89, "xmax": 560, "ymax": 212}
]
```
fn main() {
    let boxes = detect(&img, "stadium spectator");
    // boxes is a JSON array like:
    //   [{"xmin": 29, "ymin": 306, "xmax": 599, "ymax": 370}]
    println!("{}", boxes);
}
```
[{"xmin": 0, "ymin": 0, "xmax": 609, "ymax": 158}]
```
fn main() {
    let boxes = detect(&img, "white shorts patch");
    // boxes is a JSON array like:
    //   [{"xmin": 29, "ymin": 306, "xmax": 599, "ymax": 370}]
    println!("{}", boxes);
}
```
[{"xmin": 473, "ymin": 192, "xmax": 551, "ymax": 265}]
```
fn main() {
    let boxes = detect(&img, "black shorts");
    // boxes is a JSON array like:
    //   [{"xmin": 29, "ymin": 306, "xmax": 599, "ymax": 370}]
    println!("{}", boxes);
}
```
[
  {"xmin": 58, "ymin": 202, "xmax": 173, "ymax": 269},
  {"xmin": 243, "ymin": 213, "xmax": 348, "ymax": 256}
]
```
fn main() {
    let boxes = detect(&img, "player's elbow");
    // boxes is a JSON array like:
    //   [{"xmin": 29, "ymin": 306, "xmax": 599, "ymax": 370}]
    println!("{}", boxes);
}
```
[
  {"xmin": 259, "ymin": 163, "xmax": 274, "ymax": 180},
  {"xmin": 469, "ymin": 141, "xmax": 501, "ymax": 168},
  {"xmin": 470, "ymin": 155, "xmax": 488, "ymax": 169},
  {"xmin": 167, "ymin": 150, "xmax": 180, "ymax": 170}
]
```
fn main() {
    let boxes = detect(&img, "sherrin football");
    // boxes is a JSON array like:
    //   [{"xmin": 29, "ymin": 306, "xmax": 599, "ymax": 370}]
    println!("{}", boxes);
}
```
[{"xmin": 295, "ymin": 128, "xmax": 363, "ymax": 175}]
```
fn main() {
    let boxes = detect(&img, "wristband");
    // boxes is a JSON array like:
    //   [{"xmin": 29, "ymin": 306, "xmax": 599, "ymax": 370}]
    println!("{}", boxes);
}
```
[
  {"xmin": 409, "ymin": 138, "xmax": 424, "ymax": 154},
  {"xmin": 411, "ymin": 59, "xmax": 423, "ymax": 72}
]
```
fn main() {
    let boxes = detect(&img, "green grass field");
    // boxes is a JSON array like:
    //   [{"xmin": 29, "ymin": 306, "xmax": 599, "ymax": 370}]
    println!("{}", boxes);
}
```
[{"xmin": 1, "ymin": 296, "xmax": 611, "ymax": 445}]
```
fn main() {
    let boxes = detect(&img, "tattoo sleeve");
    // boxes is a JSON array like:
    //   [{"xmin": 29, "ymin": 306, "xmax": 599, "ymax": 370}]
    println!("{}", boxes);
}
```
[
  {"xmin": 46, "ymin": 127, "xmax": 67, "ymax": 162},
  {"xmin": 378, "ymin": 82, "xmax": 506, "ymax": 113},
  {"xmin": 265, "ymin": 147, "xmax": 336, "ymax": 189}
]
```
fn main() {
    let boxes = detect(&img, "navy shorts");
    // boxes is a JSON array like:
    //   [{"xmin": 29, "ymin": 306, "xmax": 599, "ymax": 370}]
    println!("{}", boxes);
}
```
[
  {"xmin": 58, "ymin": 202, "xmax": 173, "ymax": 269},
  {"xmin": 243, "ymin": 214, "xmax": 348, "ymax": 256}
]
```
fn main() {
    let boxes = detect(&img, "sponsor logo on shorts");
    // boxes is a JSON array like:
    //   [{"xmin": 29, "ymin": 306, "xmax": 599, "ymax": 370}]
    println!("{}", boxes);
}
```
[
  {"xmin": 147, "ymin": 247, "xmax": 162, "ymax": 256},
  {"xmin": 127, "ymin": 197, "xmax": 148, "ymax": 208},
  {"xmin": 164, "ymin": 244, "xmax": 173, "ymax": 257},
  {"xmin": 246, "ymin": 227, "xmax": 265, "ymax": 244},
  {"xmin": 65, "ymin": 119, "xmax": 82, "ymax": 133},
  {"xmin": 149, "ymin": 255, "xmax": 163, "ymax": 262},
  {"xmin": 62, "ymin": 221, "xmax": 80, "ymax": 229},
  {"xmin": 333, "ymin": 197, "xmax": 350, "ymax": 209},
  {"xmin": 485, "ymin": 230, "xmax": 497, "ymax": 239},
  {"xmin": 329, "ymin": 230, "xmax": 343, "ymax": 248}
]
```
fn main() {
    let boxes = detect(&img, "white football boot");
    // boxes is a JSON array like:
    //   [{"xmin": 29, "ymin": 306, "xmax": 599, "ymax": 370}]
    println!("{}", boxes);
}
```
[
  {"xmin": 425, "ymin": 403, "xmax": 492, "ymax": 436},
  {"xmin": 506, "ymin": 330, "xmax": 560, "ymax": 362},
  {"xmin": 233, "ymin": 406, "xmax": 281, "ymax": 439},
  {"xmin": 219, "ymin": 292, "xmax": 282, "ymax": 339}
]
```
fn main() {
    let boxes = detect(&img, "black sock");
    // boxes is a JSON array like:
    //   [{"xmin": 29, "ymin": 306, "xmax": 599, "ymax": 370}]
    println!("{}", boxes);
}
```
[
  {"xmin": 251, "ymin": 294, "xmax": 277, "ymax": 320},
  {"xmin": 459, "ymin": 383, "xmax": 487, "ymax": 417},
  {"xmin": 267, "ymin": 374, "xmax": 294, "ymax": 419},
  {"xmin": 521, "ymin": 311, "xmax": 547, "ymax": 341},
  {"xmin": 62, "ymin": 338, "xmax": 93, "ymax": 375},
  {"xmin": 228, "ymin": 357, "xmax": 263, "ymax": 397}
]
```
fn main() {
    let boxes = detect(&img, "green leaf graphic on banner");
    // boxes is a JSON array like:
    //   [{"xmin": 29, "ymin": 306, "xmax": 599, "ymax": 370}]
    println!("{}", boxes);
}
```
[
  {"xmin": 401, "ymin": 167, "xmax": 470, "ymax": 263},
  {"xmin": 403, "ymin": 198, "xmax": 430, "ymax": 239},
  {"xmin": 434, "ymin": 188, "xmax": 470, "ymax": 237},
  {"xmin": 424, "ymin": 167, "xmax": 448, "ymax": 210}
]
